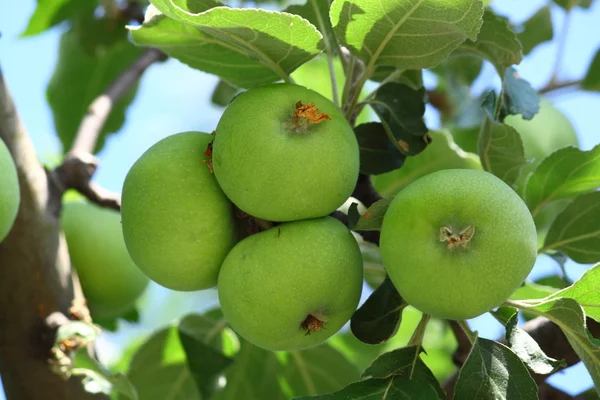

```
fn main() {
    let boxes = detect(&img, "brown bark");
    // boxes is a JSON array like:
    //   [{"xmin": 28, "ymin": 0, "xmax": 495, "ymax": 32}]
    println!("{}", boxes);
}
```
[{"xmin": 0, "ymin": 70, "xmax": 103, "ymax": 399}]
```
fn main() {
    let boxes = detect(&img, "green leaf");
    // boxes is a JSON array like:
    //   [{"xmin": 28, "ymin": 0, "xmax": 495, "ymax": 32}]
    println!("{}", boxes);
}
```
[
  {"xmin": 21, "ymin": 0, "xmax": 95, "ymax": 37},
  {"xmin": 211, "ymin": 80, "xmax": 240, "ymax": 107},
  {"xmin": 477, "ymin": 113, "xmax": 527, "ymax": 186},
  {"xmin": 455, "ymin": 10, "xmax": 522, "ymax": 75},
  {"xmin": 541, "ymin": 263, "xmax": 600, "ymax": 322},
  {"xmin": 355, "ymin": 123, "xmax": 406, "ymax": 175},
  {"xmin": 211, "ymin": 340, "xmax": 283, "ymax": 400},
  {"xmin": 505, "ymin": 313, "xmax": 565, "ymax": 375},
  {"xmin": 126, "ymin": 327, "xmax": 200, "ymax": 399},
  {"xmin": 510, "ymin": 282, "xmax": 558, "ymax": 301},
  {"xmin": 454, "ymin": 337, "xmax": 538, "ymax": 400},
  {"xmin": 178, "ymin": 330, "xmax": 233, "ymax": 398},
  {"xmin": 350, "ymin": 276, "xmax": 407, "ymax": 345},
  {"xmin": 490, "ymin": 306, "xmax": 519, "ymax": 326},
  {"xmin": 330, "ymin": 0, "xmax": 483, "ymax": 72},
  {"xmin": 72, "ymin": 351, "xmax": 138, "ymax": 399},
  {"xmin": 553, "ymin": 0, "xmax": 593, "ymax": 10},
  {"xmin": 432, "ymin": 55, "xmax": 483, "ymax": 86},
  {"xmin": 524, "ymin": 145, "xmax": 600, "ymax": 217},
  {"xmin": 354, "ymin": 198, "xmax": 393, "ymax": 231},
  {"xmin": 133, "ymin": 1, "xmax": 323, "ymax": 87},
  {"xmin": 541, "ymin": 192, "xmax": 600, "ymax": 263},
  {"xmin": 284, "ymin": 0, "xmax": 338, "ymax": 54},
  {"xmin": 517, "ymin": 6, "xmax": 553, "ymax": 55},
  {"xmin": 513, "ymin": 297, "xmax": 600, "ymax": 394},
  {"xmin": 360, "ymin": 241, "xmax": 386, "ymax": 289},
  {"xmin": 368, "ymin": 83, "xmax": 430, "ymax": 156},
  {"xmin": 502, "ymin": 67, "xmax": 540, "ymax": 121},
  {"xmin": 48, "ymin": 28, "xmax": 142, "ymax": 153},
  {"xmin": 371, "ymin": 130, "xmax": 482, "ymax": 198},
  {"xmin": 277, "ymin": 346, "xmax": 360, "ymax": 398},
  {"xmin": 362, "ymin": 346, "xmax": 445, "ymax": 398},
  {"xmin": 347, "ymin": 202, "xmax": 360, "ymax": 230},
  {"xmin": 293, "ymin": 378, "xmax": 440, "ymax": 400},
  {"xmin": 583, "ymin": 49, "xmax": 600, "ymax": 92}
]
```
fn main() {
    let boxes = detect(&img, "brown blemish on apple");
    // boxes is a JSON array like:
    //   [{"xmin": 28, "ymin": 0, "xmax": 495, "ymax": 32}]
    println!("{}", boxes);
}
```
[
  {"xmin": 294, "ymin": 101, "xmax": 331, "ymax": 125},
  {"xmin": 439, "ymin": 225, "xmax": 475, "ymax": 249},
  {"xmin": 201, "ymin": 142, "xmax": 214, "ymax": 174},
  {"xmin": 301, "ymin": 314, "xmax": 325, "ymax": 336}
]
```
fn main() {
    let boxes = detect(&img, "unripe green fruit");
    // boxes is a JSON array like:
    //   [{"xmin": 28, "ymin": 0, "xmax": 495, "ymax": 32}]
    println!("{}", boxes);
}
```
[
  {"xmin": 213, "ymin": 83, "xmax": 359, "ymax": 222},
  {"xmin": 0, "ymin": 139, "xmax": 19, "ymax": 243},
  {"xmin": 218, "ymin": 217, "xmax": 363, "ymax": 351},
  {"xmin": 505, "ymin": 99, "xmax": 579, "ymax": 193},
  {"xmin": 61, "ymin": 202, "xmax": 149, "ymax": 319},
  {"xmin": 380, "ymin": 169, "xmax": 537, "ymax": 320},
  {"xmin": 121, "ymin": 132, "xmax": 237, "ymax": 291}
]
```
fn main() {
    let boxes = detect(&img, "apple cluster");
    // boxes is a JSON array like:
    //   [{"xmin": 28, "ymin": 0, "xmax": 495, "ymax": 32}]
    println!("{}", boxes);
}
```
[{"xmin": 120, "ymin": 83, "xmax": 365, "ymax": 351}]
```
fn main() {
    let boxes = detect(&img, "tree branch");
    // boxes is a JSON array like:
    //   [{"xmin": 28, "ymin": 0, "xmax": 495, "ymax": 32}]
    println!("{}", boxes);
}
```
[
  {"xmin": 352, "ymin": 173, "xmax": 382, "ymax": 208},
  {"xmin": 0, "ymin": 68, "xmax": 103, "ymax": 399},
  {"xmin": 53, "ymin": 48, "xmax": 166, "ymax": 212},
  {"xmin": 538, "ymin": 79, "xmax": 581, "ymax": 95}
]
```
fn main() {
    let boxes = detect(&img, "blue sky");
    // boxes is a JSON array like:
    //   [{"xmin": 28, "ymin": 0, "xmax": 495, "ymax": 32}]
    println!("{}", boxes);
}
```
[{"xmin": 0, "ymin": 0, "xmax": 599, "ymax": 397}]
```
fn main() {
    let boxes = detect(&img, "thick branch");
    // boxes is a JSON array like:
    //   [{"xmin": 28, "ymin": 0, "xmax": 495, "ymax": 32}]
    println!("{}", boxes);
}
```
[{"xmin": 0, "ymin": 69, "xmax": 102, "ymax": 399}]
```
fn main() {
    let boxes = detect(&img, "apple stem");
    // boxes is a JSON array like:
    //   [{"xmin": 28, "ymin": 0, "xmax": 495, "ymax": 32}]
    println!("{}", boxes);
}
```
[
  {"xmin": 301, "ymin": 314, "xmax": 325, "ymax": 336},
  {"xmin": 439, "ymin": 225, "xmax": 475, "ymax": 249}
]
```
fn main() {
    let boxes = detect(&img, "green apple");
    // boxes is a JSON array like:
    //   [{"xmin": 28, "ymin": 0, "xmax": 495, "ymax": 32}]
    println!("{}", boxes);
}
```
[
  {"xmin": 505, "ymin": 99, "xmax": 579, "ymax": 193},
  {"xmin": 213, "ymin": 83, "xmax": 359, "ymax": 222},
  {"xmin": 380, "ymin": 169, "xmax": 537, "ymax": 320},
  {"xmin": 62, "ymin": 201, "xmax": 149, "ymax": 319},
  {"xmin": 218, "ymin": 217, "xmax": 363, "ymax": 351},
  {"xmin": 121, "ymin": 131, "xmax": 237, "ymax": 291},
  {"xmin": 0, "ymin": 139, "xmax": 19, "ymax": 243},
  {"xmin": 371, "ymin": 130, "xmax": 482, "ymax": 197}
]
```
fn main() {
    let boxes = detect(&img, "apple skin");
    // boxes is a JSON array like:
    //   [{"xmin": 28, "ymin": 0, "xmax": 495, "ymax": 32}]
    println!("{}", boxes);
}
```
[
  {"xmin": 212, "ymin": 83, "xmax": 359, "ymax": 222},
  {"xmin": 121, "ymin": 131, "xmax": 237, "ymax": 291},
  {"xmin": 380, "ymin": 169, "xmax": 537, "ymax": 320},
  {"xmin": 217, "ymin": 217, "xmax": 363, "ymax": 351},
  {"xmin": 0, "ymin": 139, "xmax": 19, "ymax": 243},
  {"xmin": 61, "ymin": 202, "xmax": 149, "ymax": 319}
]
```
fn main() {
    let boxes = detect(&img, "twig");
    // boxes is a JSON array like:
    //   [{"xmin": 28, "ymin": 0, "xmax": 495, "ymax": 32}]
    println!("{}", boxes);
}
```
[
  {"xmin": 69, "ymin": 48, "xmax": 165, "ymax": 156},
  {"xmin": 449, "ymin": 320, "xmax": 472, "ymax": 367},
  {"xmin": 549, "ymin": 9, "xmax": 572, "ymax": 85},
  {"xmin": 52, "ymin": 48, "xmax": 166, "ymax": 212},
  {"xmin": 538, "ymin": 79, "xmax": 581, "ymax": 95}
]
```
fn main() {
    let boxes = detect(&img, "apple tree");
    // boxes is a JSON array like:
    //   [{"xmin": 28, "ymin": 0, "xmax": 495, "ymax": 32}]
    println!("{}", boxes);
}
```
[{"xmin": 1, "ymin": 0, "xmax": 600, "ymax": 399}]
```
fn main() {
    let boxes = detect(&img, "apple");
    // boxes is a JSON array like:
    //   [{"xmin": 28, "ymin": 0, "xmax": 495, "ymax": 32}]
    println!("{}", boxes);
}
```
[
  {"xmin": 380, "ymin": 169, "xmax": 537, "ymax": 320},
  {"xmin": 61, "ymin": 201, "xmax": 149, "ymax": 319},
  {"xmin": 212, "ymin": 83, "xmax": 359, "ymax": 222},
  {"xmin": 0, "ymin": 139, "xmax": 19, "ymax": 243},
  {"xmin": 218, "ymin": 217, "xmax": 363, "ymax": 351},
  {"xmin": 121, "ymin": 131, "xmax": 237, "ymax": 291}
]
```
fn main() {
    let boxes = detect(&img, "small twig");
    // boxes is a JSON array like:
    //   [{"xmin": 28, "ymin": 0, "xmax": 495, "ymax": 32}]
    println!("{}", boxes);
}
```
[
  {"xmin": 69, "ymin": 48, "xmax": 165, "ymax": 156},
  {"xmin": 457, "ymin": 320, "xmax": 476, "ymax": 344},
  {"xmin": 449, "ymin": 320, "xmax": 472, "ymax": 367},
  {"xmin": 549, "ymin": 9, "xmax": 572, "ymax": 85},
  {"xmin": 538, "ymin": 79, "xmax": 581, "ymax": 95},
  {"xmin": 51, "ymin": 48, "xmax": 165, "ymax": 212}
]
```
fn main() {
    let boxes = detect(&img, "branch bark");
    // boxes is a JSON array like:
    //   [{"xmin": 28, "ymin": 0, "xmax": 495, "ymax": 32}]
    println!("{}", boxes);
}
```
[
  {"xmin": 53, "ymin": 48, "xmax": 166, "ymax": 212},
  {"xmin": 0, "ymin": 69, "xmax": 102, "ymax": 399}
]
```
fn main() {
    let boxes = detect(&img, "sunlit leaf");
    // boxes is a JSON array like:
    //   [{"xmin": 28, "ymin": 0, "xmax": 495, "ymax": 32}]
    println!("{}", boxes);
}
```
[
  {"xmin": 525, "ymin": 145, "xmax": 600, "ymax": 217},
  {"xmin": 517, "ymin": 6, "xmax": 553, "ymax": 55},
  {"xmin": 330, "ymin": 0, "xmax": 483, "ymax": 72}
]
